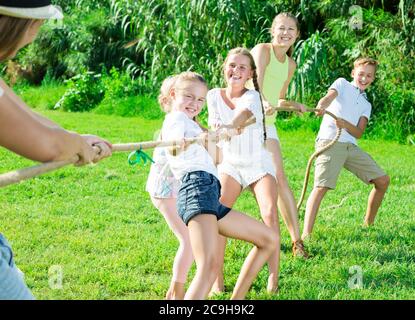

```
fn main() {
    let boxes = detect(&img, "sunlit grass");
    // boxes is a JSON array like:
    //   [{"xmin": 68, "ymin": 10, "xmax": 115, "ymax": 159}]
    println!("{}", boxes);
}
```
[{"xmin": 1, "ymin": 107, "xmax": 414, "ymax": 300}]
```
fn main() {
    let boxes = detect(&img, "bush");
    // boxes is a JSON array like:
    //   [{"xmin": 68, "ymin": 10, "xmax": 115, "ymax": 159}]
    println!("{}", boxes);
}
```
[
  {"xmin": 15, "ymin": 81, "xmax": 66, "ymax": 110},
  {"xmin": 16, "ymin": 3, "xmax": 126, "ymax": 80},
  {"xmin": 8, "ymin": 1, "xmax": 415, "ymax": 142},
  {"xmin": 95, "ymin": 95, "xmax": 162, "ymax": 119},
  {"xmin": 55, "ymin": 72, "xmax": 104, "ymax": 112}
]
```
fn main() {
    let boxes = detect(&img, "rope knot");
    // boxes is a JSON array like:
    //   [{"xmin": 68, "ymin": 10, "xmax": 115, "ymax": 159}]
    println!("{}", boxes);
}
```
[{"xmin": 128, "ymin": 146, "xmax": 155, "ymax": 167}]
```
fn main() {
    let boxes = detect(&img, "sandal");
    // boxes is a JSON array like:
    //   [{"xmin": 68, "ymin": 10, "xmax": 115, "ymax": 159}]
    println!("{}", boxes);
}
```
[{"xmin": 292, "ymin": 240, "xmax": 309, "ymax": 259}]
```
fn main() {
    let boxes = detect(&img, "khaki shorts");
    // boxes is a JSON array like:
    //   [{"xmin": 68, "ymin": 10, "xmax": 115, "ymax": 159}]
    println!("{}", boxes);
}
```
[{"xmin": 314, "ymin": 140, "xmax": 386, "ymax": 189}]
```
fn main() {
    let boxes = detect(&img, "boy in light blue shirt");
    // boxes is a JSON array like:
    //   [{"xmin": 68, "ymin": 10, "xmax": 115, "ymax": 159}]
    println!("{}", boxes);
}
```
[{"xmin": 302, "ymin": 57, "xmax": 390, "ymax": 241}]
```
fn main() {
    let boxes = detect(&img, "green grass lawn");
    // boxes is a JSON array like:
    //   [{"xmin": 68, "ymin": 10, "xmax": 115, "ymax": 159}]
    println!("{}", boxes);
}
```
[{"xmin": 1, "ymin": 110, "xmax": 414, "ymax": 300}]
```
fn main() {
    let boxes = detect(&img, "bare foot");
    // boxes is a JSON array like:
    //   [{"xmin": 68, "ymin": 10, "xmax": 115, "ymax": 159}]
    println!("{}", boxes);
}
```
[
  {"xmin": 267, "ymin": 274, "xmax": 279, "ymax": 294},
  {"xmin": 208, "ymin": 285, "xmax": 225, "ymax": 298},
  {"xmin": 301, "ymin": 233, "xmax": 312, "ymax": 242},
  {"xmin": 165, "ymin": 282, "xmax": 185, "ymax": 300}
]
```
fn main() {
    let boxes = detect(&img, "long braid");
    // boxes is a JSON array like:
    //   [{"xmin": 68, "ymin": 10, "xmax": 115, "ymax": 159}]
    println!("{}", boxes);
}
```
[{"xmin": 252, "ymin": 70, "xmax": 267, "ymax": 142}]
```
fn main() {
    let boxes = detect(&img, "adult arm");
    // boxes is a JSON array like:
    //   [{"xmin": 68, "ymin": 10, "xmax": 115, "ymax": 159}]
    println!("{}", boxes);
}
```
[
  {"xmin": 0, "ymin": 79, "xmax": 111, "ymax": 162},
  {"xmin": 0, "ymin": 83, "xmax": 111, "ymax": 164}
]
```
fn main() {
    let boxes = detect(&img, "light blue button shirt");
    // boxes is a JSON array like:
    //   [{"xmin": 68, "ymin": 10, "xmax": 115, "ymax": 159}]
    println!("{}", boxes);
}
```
[{"xmin": 317, "ymin": 78, "xmax": 372, "ymax": 145}]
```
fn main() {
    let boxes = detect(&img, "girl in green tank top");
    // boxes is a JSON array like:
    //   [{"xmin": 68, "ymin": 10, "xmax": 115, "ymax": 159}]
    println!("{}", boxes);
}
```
[
  {"xmin": 251, "ymin": 12, "xmax": 309, "ymax": 260},
  {"xmin": 262, "ymin": 47, "xmax": 289, "ymax": 125}
]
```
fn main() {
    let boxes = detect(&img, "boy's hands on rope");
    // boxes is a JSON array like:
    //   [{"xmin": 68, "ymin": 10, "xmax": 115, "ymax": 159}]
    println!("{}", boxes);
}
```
[
  {"xmin": 334, "ymin": 117, "xmax": 367, "ymax": 139},
  {"xmin": 335, "ymin": 118, "xmax": 348, "ymax": 129},
  {"xmin": 316, "ymin": 88, "xmax": 338, "ymax": 116},
  {"xmin": 315, "ymin": 98, "xmax": 330, "ymax": 116}
]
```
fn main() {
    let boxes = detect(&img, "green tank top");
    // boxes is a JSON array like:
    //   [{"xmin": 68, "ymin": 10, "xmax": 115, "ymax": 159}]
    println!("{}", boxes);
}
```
[{"xmin": 263, "ymin": 47, "xmax": 289, "ymax": 126}]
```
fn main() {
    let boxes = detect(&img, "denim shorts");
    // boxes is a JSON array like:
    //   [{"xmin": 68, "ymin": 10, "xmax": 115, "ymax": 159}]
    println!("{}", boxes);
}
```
[
  {"xmin": 0, "ymin": 233, "xmax": 35, "ymax": 300},
  {"xmin": 177, "ymin": 171, "xmax": 231, "ymax": 225}
]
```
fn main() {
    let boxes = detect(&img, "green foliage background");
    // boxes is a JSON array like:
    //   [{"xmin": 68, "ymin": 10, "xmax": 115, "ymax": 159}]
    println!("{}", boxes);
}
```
[{"xmin": 4, "ymin": 0, "xmax": 415, "ymax": 142}]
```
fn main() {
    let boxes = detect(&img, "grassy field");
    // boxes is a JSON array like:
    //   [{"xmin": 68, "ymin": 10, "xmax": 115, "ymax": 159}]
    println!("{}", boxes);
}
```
[{"xmin": 0, "ymin": 109, "xmax": 414, "ymax": 300}]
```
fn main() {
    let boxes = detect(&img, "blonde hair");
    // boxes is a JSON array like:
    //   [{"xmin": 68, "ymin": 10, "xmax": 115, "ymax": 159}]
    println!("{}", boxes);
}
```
[
  {"xmin": 270, "ymin": 12, "xmax": 300, "ymax": 57},
  {"xmin": 173, "ymin": 71, "xmax": 208, "ymax": 91},
  {"xmin": 158, "ymin": 75, "xmax": 178, "ymax": 112},
  {"xmin": 165, "ymin": 71, "xmax": 208, "ymax": 131},
  {"xmin": 224, "ymin": 47, "xmax": 267, "ymax": 142},
  {"xmin": 0, "ymin": 15, "xmax": 36, "ymax": 61},
  {"xmin": 353, "ymin": 57, "xmax": 379, "ymax": 72}
]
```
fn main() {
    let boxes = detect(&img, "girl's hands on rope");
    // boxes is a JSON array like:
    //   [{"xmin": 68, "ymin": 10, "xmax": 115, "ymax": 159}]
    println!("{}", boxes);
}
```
[
  {"xmin": 169, "ymin": 138, "xmax": 192, "ymax": 156},
  {"xmin": 216, "ymin": 124, "xmax": 244, "ymax": 141},
  {"xmin": 295, "ymin": 102, "xmax": 307, "ymax": 113},
  {"xmin": 263, "ymin": 100, "xmax": 275, "ymax": 116},
  {"xmin": 264, "ymin": 99, "xmax": 307, "ymax": 116},
  {"xmin": 278, "ymin": 99, "xmax": 306, "ymax": 114}
]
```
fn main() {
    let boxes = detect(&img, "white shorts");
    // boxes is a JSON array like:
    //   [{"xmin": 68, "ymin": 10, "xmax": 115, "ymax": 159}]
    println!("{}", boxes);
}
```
[
  {"xmin": 218, "ymin": 150, "xmax": 277, "ymax": 189},
  {"xmin": 266, "ymin": 125, "xmax": 279, "ymax": 141}
]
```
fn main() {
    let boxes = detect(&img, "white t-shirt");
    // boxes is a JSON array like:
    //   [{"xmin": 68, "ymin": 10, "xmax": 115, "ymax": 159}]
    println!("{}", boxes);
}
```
[
  {"xmin": 207, "ymin": 88, "xmax": 265, "ymax": 160},
  {"xmin": 317, "ymin": 78, "xmax": 372, "ymax": 145},
  {"xmin": 161, "ymin": 111, "xmax": 218, "ymax": 180}
]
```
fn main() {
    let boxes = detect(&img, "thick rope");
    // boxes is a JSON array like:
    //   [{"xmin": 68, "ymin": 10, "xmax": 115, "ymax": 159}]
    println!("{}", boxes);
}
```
[
  {"xmin": 206, "ymin": 105, "xmax": 341, "ymax": 211},
  {"xmin": 296, "ymin": 126, "xmax": 341, "ymax": 211},
  {"xmin": 0, "ymin": 137, "xmax": 203, "ymax": 188},
  {"xmin": 0, "ymin": 108, "xmax": 340, "ymax": 191},
  {"xmin": 0, "ymin": 130, "xmax": 237, "ymax": 188},
  {"xmin": 244, "ymin": 105, "xmax": 341, "ymax": 210},
  {"xmin": 296, "ymin": 109, "xmax": 340, "ymax": 211}
]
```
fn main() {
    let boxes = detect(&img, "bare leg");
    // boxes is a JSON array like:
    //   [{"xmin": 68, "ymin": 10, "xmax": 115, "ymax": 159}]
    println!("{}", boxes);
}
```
[
  {"xmin": 209, "ymin": 234, "xmax": 226, "ymax": 295},
  {"xmin": 266, "ymin": 139, "xmax": 301, "ymax": 242},
  {"xmin": 184, "ymin": 215, "xmax": 220, "ymax": 300},
  {"xmin": 364, "ymin": 175, "xmax": 390, "ymax": 226},
  {"xmin": 250, "ymin": 174, "xmax": 281, "ymax": 293},
  {"xmin": 218, "ymin": 210, "xmax": 278, "ymax": 300},
  {"xmin": 210, "ymin": 174, "xmax": 242, "ymax": 295},
  {"xmin": 301, "ymin": 187, "xmax": 329, "ymax": 240},
  {"xmin": 151, "ymin": 197, "xmax": 193, "ymax": 300}
]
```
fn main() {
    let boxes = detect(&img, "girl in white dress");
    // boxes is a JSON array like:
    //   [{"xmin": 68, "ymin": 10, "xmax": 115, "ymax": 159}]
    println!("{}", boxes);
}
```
[{"xmin": 208, "ymin": 48, "xmax": 281, "ymax": 293}]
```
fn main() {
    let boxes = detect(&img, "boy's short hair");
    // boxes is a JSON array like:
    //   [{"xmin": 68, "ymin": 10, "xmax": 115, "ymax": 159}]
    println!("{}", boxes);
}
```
[{"xmin": 353, "ymin": 57, "xmax": 379, "ymax": 71}]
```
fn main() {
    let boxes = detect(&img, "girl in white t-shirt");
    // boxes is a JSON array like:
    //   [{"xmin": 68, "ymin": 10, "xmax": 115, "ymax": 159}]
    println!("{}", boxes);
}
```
[
  {"xmin": 161, "ymin": 71, "xmax": 277, "ymax": 300},
  {"xmin": 145, "ymin": 75, "xmax": 194, "ymax": 300},
  {"xmin": 207, "ymin": 47, "xmax": 281, "ymax": 293}
]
